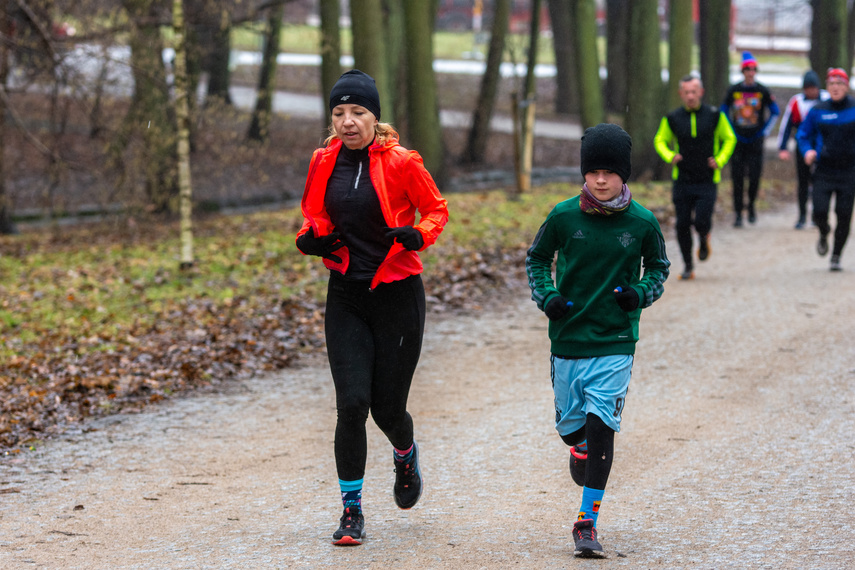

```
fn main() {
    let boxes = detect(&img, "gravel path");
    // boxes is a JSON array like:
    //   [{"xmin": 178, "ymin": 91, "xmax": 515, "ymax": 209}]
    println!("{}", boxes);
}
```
[{"xmin": 2, "ymin": 203, "xmax": 854, "ymax": 569}]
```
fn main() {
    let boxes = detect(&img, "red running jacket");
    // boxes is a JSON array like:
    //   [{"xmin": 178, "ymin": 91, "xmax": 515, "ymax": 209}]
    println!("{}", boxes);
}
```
[{"xmin": 297, "ymin": 137, "xmax": 449, "ymax": 290}]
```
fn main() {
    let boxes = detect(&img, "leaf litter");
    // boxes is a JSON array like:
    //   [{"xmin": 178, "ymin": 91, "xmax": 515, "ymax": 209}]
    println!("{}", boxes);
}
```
[{"xmin": 0, "ymin": 193, "xmax": 545, "ymax": 453}]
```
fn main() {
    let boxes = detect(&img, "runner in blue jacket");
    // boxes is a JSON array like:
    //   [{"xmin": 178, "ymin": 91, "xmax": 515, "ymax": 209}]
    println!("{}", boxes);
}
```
[{"xmin": 796, "ymin": 68, "xmax": 855, "ymax": 271}]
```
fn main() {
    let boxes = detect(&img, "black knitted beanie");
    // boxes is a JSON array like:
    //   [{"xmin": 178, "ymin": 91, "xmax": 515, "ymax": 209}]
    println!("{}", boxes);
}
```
[
  {"xmin": 580, "ymin": 123, "xmax": 632, "ymax": 183},
  {"xmin": 329, "ymin": 69, "xmax": 381, "ymax": 120},
  {"xmin": 802, "ymin": 70, "xmax": 820, "ymax": 89}
]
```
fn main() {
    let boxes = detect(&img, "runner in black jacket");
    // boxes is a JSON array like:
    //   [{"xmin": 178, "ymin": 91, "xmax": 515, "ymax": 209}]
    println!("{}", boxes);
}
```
[
  {"xmin": 721, "ymin": 52, "xmax": 780, "ymax": 227},
  {"xmin": 655, "ymin": 75, "xmax": 736, "ymax": 280}
]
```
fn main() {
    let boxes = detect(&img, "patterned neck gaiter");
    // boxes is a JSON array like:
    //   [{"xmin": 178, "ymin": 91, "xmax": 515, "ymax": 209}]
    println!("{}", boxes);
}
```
[{"xmin": 579, "ymin": 183, "xmax": 632, "ymax": 215}]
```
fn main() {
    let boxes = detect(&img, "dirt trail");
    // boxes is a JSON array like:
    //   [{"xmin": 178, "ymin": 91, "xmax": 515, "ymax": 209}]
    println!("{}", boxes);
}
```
[{"xmin": 2, "ymin": 204, "xmax": 854, "ymax": 569}]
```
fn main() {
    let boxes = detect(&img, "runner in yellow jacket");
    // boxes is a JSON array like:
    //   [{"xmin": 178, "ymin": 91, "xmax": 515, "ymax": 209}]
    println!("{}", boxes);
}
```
[{"xmin": 654, "ymin": 74, "xmax": 736, "ymax": 280}]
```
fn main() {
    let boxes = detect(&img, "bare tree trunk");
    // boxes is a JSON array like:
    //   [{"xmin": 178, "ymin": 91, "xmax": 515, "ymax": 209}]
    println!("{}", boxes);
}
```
[
  {"xmin": 626, "ymin": 0, "xmax": 662, "ymax": 180},
  {"xmin": 699, "ymin": 0, "xmax": 731, "ymax": 109},
  {"xmin": 667, "ymin": 0, "xmax": 693, "ymax": 110},
  {"xmin": 547, "ymin": 0, "xmax": 579, "ymax": 115},
  {"xmin": 351, "ymin": 0, "xmax": 393, "ymax": 121},
  {"xmin": 462, "ymin": 0, "xmax": 511, "ymax": 164},
  {"xmin": 247, "ymin": 3, "xmax": 283, "ymax": 142},
  {"xmin": 319, "ymin": 0, "xmax": 341, "ymax": 127},
  {"xmin": 848, "ymin": 2, "xmax": 855, "ymax": 74},
  {"xmin": 605, "ymin": 0, "xmax": 630, "ymax": 115},
  {"xmin": 575, "ymin": 0, "xmax": 603, "ymax": 128},
  {"xmin": 173, "ymin": 0, "xmax": 194, "ymax": 269},
  {"xmin": 0, "ymin": 7, "xmax": 16, "ymax": 234},
  {"xmin": 402, "ymin": 0, "xmax": 445, "ymax": 187},
  {"xmin": 382, "ymin": 0, "xmax": 407, "ymax": 130},
  {"xmin": 809, "ymin": 0, "xmax": 847, "ymax": 74},
  {"xmin": 205, "ymin": 7, "xmax": 233, "ymax": 105},
  {"xmin": 117, "ymin": 0, "xmax": 178, "ymax": 213}
]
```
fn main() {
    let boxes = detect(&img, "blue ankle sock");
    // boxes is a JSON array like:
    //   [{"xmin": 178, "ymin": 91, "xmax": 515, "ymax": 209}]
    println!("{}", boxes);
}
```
[
  {"xmin": 578, "ymin": 486, "xmax": 604, "ymax": 527},
  {"xmin": 576, "ymin": 440, "xmax": 588, "ymax": 454},
  {"xmin": 339, "ymin": 478, "xmax": 363, "ymax": 511}
]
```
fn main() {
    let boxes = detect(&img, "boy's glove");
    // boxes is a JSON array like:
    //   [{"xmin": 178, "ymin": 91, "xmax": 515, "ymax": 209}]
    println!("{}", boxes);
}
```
[
  {"xmin": 296, "ymin": 230, "xmax": 345, "ymax": 263},
  {"xmin": 544, "ymin": 296, "xmax": 573, "ymax": 321},
  {"xmin": 613, "ymin": 286, "xmax": 640, "ymax": 311},
  {"xmin": 384, "ymin": 226, "xmax": 424, "ymax": 251}
]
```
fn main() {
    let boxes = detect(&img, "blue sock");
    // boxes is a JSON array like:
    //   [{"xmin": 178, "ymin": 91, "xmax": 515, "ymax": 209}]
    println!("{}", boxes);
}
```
[
  {"xmin": 339, "ymin": 478, "xmax": 363, "ymax": 511},
  {"xmin": 576, "ymin": 440, "xmax": 588, "ymax": 454},
  {"xmin": 578, "ymin": 486, "xmax": 605, "ymax": 527}
]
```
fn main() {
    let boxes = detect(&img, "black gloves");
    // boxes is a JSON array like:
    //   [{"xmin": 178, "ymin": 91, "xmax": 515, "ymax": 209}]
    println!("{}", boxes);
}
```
[
  {"xmin": 385, "ymin": 226, "xmax": 424, "ymax": 251},
  {"xmin": 544, "ymin": 296, "xmax": 573, "ymax": 321},
  {"xmin": 614, "ymin": 286, "xmax": 640, "ymax": 311},
  {"xmin": 296, "ymin": 230, "xmax": 345, "ymax": 263}
]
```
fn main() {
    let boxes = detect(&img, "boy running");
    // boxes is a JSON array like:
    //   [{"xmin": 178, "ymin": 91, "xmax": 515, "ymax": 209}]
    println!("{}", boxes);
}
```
[{"xmin": 526, "ymin": 123, "xmax": 670, "ymax": 558}]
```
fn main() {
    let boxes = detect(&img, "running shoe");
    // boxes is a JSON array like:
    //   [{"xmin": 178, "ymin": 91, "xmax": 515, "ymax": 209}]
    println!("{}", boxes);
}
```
[
  {"xmin": 747, "ymin": 206, "xmax": 757, "ymax": 224},
  {"xmin": 332, "ymin": 507, "xmax": 365, "ymax": 546},
  {"xmin": 573, "ymin": 518, "xmax": 605, "ymax": 558},
  {"xmin": 678, "ymin": 270, "xmax": 695, "ymax": 281},
  {"xmin": 393, "ymin": 441, "xmax": 423, "ymax": 509},
  {"xmin": 795, "ymin": 216, "xmax": 806, "ymax": 230},
  {"xmin": 698, "ymin": 234, "xmax": 711, "ymax": 261},
  {"xmin": 830, "ymin": 255, "xmax": 842, "ymax": 271},
  {"xmin": 569, "ymin": 446, "xmax": 587, "ymax": 487},
  {"xmin": 733, "ymin": 214, "xmax": 743, "ymax": 228},
  {"xmin": 817, "ymin": 234, "xmax": 829, "ymax": 257}
]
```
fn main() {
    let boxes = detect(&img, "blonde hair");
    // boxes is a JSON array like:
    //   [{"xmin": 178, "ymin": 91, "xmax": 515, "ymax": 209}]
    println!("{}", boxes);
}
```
[{"xmin": 325, "ymin": 122, "xmax": 400, "ymax": 146}]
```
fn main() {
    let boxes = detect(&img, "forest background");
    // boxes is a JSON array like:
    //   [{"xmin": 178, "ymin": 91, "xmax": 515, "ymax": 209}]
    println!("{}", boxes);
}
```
[{"xmin": 0, "ymin": 0, "xmax": 851, "ymax": 451}]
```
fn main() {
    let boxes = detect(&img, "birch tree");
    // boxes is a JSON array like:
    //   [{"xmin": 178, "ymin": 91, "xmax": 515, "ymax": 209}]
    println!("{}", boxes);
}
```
[{"xmin": 173, "ymin": 0, "xmax": 194, "ymax": 269}]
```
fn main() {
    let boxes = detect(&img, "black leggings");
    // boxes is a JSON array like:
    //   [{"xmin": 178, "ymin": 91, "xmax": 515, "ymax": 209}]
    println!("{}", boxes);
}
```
[
  {"xmin": 812, "ymin": 173, "xmax": 855, "ymax": 257},
  {"xmin": 731, "ymin": 139, "xmax": 765, "ymax": 214},
  {"xmin": 325, "ymin": 272, "xmax": 426, "ymax": 481},
  {"xmin": 673, "ymin": 182, "xmax": 717, "ymax": 271},
  {"xmin": 561, "ymin": 413, "xmax": 615, "ymax": 491},
  {"xmin": 794, "ymin": 152, "xmax": 813, "ymax": 219}
]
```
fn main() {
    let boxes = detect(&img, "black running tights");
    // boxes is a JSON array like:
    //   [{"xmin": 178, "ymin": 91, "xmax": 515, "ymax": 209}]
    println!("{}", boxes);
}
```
[
  {"xmin": 561, "ymin": 413, "xmax": 615, "ymax": 491},
  {"xmin": 812, "ymin": 175, "xmax": 855, "ymax": 257},
  {"xmin": 672, "ymin": 182, "xmax": 717, "ymax": 270},
  {"xmin": 325, "ymin": 273, "xmax": 426, "ymax": 482},
  {"xmin": 731, "ymin": 139, "xmax": 764, "ymax": 214},
  {"xmin": 794, "ymin": 151, "xmax": 813, "ymax": 219}
]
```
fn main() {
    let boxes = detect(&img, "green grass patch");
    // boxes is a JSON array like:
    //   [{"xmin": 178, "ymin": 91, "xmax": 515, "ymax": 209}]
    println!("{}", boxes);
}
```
[{"xmin": 0, "ymin": 183, "xmax": 671, "ymax": 360}]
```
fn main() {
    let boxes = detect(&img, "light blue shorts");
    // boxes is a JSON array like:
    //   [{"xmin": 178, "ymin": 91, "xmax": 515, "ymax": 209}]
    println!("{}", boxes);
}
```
[{"xmin": 551, "ymin": 354, "xmax": 633, "ymax": 435}]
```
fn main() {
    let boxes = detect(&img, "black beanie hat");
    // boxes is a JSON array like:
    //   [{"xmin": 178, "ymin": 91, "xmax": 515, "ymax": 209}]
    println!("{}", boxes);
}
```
[
  {"xmin": 580, "ymin": 123, "xmax": 632, "ymax": 183},
  {"xmin": 803, "ymin": 70, "xmax": 820, "ymax": 89},
  {"xmin": 329, "ymin": 69, "xmax": 381, "ymax": 120}
]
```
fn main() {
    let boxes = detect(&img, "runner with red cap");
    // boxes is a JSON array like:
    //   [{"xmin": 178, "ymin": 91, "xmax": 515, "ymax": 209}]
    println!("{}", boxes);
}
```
[{"xmin": 796, "ymin": 67, "xmax": 855, "ymax": 271}]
